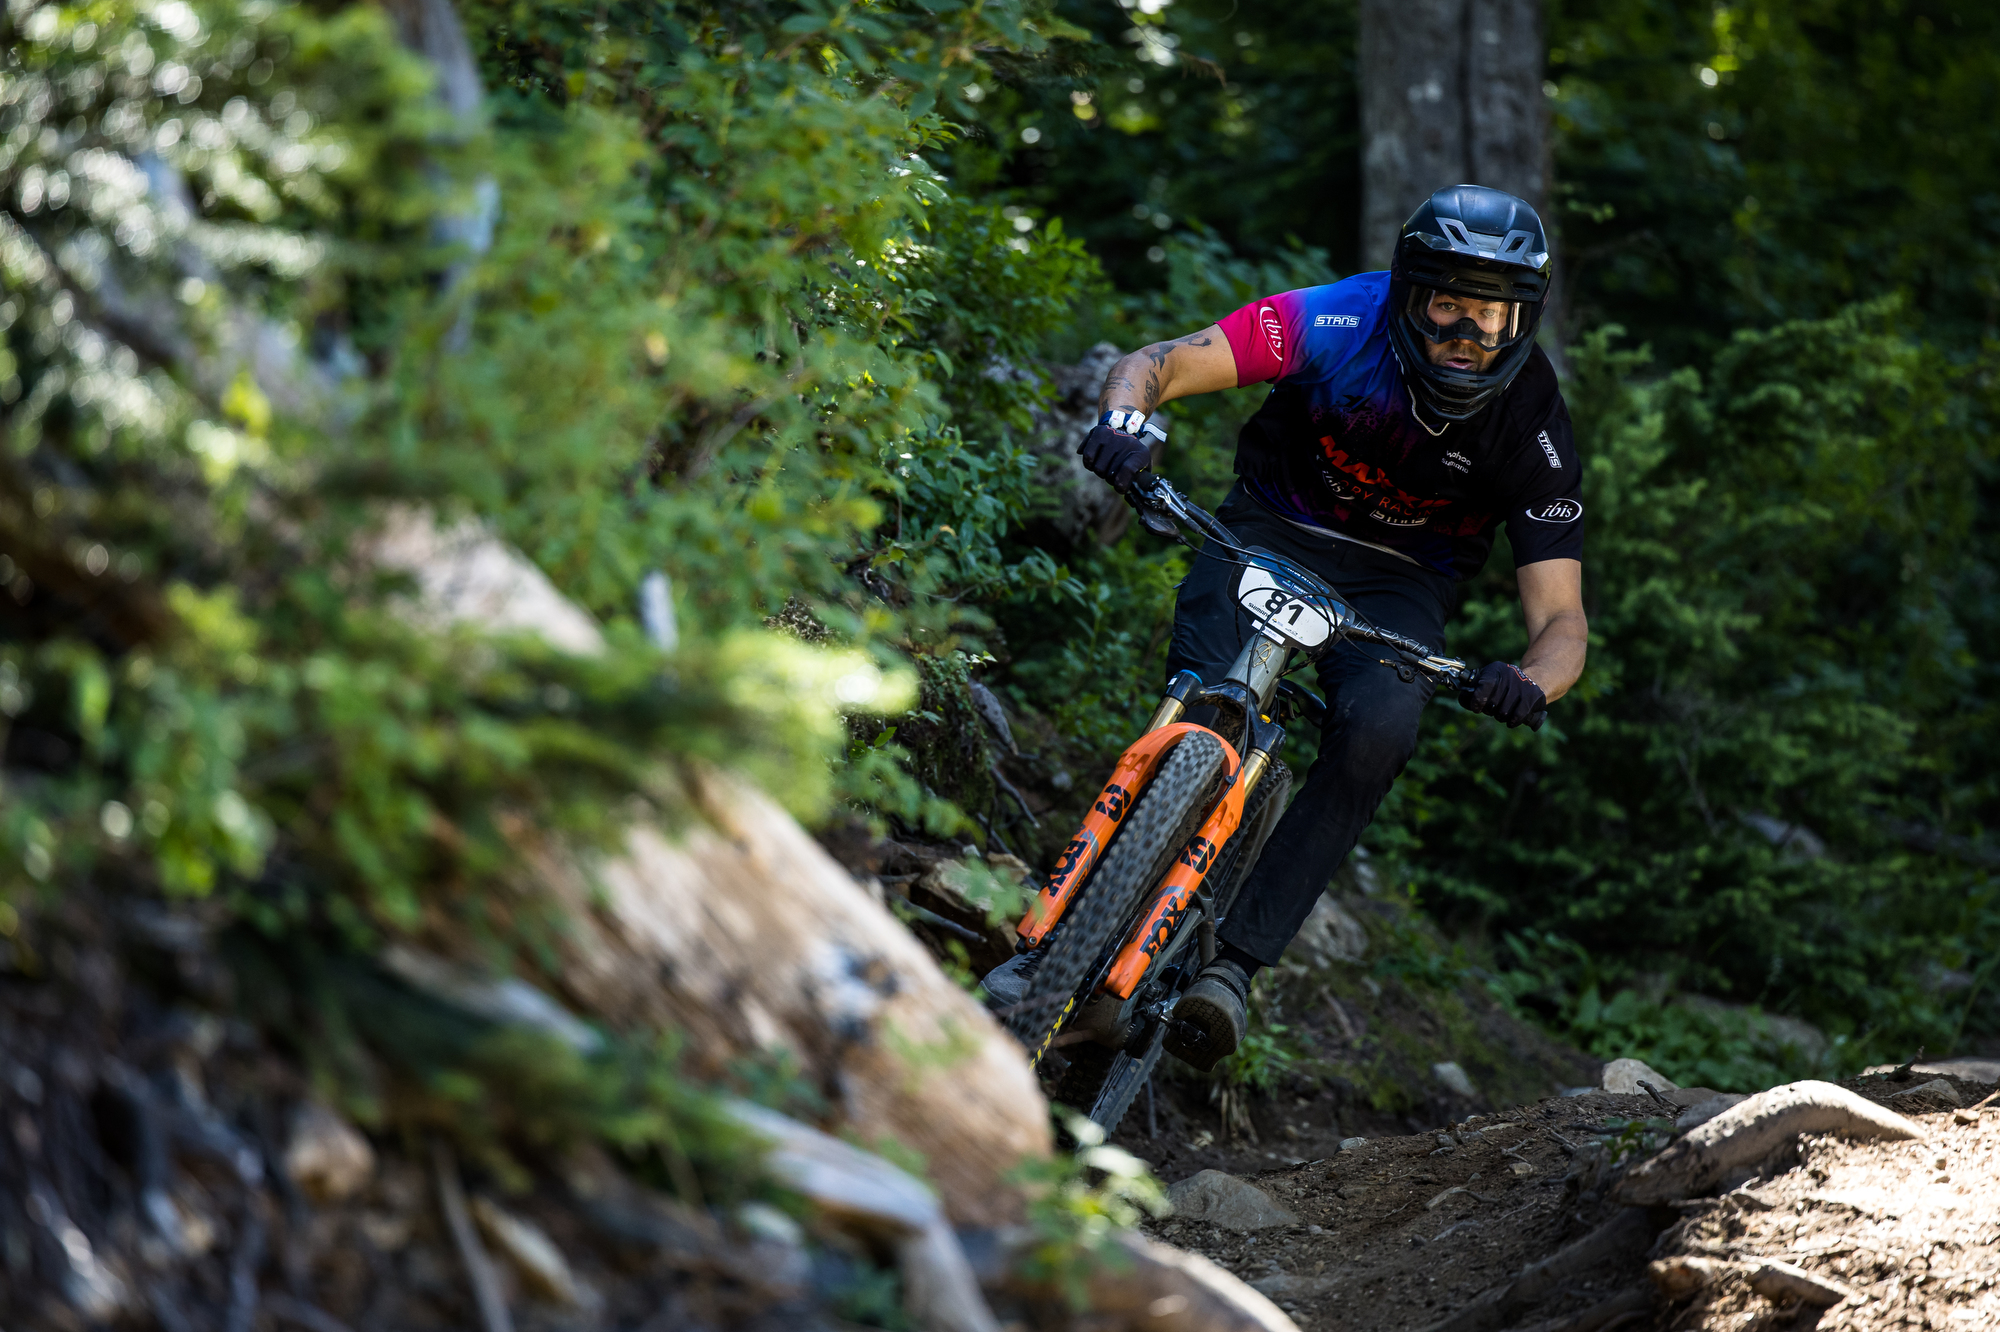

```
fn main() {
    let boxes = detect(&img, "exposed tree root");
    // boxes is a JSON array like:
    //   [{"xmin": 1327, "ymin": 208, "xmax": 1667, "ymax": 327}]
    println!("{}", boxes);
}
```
[
  {"xmin": 1502, "ymin": 1284, "xmax": 1653, "ymax": 1332},
  {"xmin": 1614, "ymin": 1080, "xmax": 1924, "ymax": 1204},
  {"xmin": 1417, "ymin": 1207, "xmax": 1663, "ymax": 1332}
]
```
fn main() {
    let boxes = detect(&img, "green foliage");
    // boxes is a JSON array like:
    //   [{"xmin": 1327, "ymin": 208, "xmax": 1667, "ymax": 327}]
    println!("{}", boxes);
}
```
[
  {"xmin": 1384, "ymin": 307, "xmax": 2000, "ymax": 1064},
  {"xmin": 1565, "ymin": 987, "xmax": 1834, "ymax": 1093},
  {"xmin": 1011, "ymin": 1114, "xmax": 1171, "ymax": 1309},
  {"xmin": 1549, "ymin": 0, "xmax": 2000, "ymax": 363}
]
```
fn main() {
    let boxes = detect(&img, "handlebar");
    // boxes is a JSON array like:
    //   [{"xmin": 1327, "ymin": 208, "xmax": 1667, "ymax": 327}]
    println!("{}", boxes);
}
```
[{"xmin": 1127, "ymin": 473, "xmax": 1547, "ymax": 731}]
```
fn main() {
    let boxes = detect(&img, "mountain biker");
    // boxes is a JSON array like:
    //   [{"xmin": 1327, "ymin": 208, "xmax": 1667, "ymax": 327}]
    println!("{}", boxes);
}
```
[{"xmin": 1076, "ymin": 184, "xmax": 1588, "ymax": 1068}]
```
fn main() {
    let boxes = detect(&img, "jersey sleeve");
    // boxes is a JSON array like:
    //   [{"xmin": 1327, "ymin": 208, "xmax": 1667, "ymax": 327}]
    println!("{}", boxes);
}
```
[
  {"xmin": 1217, "ymin": 291, "xmax": 1309, "ymax": 386},
  {"xmin": 1501, "ymin": 398, "xmax": 1586, "ymax": 567}
]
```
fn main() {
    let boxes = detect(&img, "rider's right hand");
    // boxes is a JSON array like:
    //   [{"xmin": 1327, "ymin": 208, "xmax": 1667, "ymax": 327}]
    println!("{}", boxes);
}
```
[{"xmin": 1079, "ymin": 420, "xmax": 1152, "ymax": 492}]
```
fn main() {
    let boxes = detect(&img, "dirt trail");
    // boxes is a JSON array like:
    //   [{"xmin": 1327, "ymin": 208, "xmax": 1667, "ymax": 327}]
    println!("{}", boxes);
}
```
[{"xmin": 1129, "ymin": 1073, "xmax": 2000, "ymax": 1331}]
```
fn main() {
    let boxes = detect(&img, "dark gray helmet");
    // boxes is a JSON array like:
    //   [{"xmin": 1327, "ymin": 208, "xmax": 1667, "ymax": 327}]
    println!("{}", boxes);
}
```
[{"xmin": 1387, "ymin": 185, "xmax": 1552, "ymax": 421}]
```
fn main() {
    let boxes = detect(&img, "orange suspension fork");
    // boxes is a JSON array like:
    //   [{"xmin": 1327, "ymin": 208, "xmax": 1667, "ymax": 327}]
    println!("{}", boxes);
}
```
[
  {"xmin": 1101, "ymin": 747, "xmax": 1274, "ymax": 998},
  {"xmin": 1017, "ymin": 722, "xmax": 1230, "ymax": 948}
]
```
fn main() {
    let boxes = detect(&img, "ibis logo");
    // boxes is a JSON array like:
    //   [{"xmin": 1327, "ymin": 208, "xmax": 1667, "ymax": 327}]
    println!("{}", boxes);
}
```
[
  {"xmin": 1525, "ymin": 498, "xmax": 1583, "ymax": 524},
  {"xmin": 1260, "ymin": 306, "xmax": 1285, "ymax": 361}
]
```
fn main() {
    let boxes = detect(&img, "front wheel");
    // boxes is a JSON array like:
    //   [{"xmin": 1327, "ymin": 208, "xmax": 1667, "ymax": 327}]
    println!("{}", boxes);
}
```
[{"xmin": 1006, "ymin": 730, "xmax": 1228, "ymax": 1055}]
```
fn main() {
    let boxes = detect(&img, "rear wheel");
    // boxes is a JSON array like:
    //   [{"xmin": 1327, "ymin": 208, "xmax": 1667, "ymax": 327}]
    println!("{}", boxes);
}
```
[
  {"xmin": 1055, "ymin": 1025, "xmax": 1166, "ymax": 1136},
  {"xmin": 1006, "ymin": 730, "xmax": 1228, "ymax": 1053},
  {"xmin": 1208, "ymin": 758, "xmax": 1292, "ymax": 921}
]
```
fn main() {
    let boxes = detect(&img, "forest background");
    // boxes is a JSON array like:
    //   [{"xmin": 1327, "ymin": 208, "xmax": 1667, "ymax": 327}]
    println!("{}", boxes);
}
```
[{"xmin": 3, "ymin": 0, "xmax": 1999, "ymax": 1143}]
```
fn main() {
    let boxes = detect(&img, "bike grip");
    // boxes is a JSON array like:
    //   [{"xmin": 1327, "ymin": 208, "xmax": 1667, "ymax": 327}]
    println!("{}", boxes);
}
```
[{"xmin": 1527, "ymin": 707, "xmax": 1548, "ymax": 732}]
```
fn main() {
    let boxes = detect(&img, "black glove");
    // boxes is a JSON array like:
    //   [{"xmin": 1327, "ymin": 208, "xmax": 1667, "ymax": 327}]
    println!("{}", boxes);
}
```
[
  {"xmin": 1078, "ymin": 422, "xmax": 1153, "ymax": 492},
  {"xmin": 1460, "ymin": 662, "xmax": 1547, "ymax": 728}
]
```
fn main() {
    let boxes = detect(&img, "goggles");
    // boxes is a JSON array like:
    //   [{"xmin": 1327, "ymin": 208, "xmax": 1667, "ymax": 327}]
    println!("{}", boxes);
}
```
[{"xmin": 1403, "ymin": 285, "xmax": 1527, "ymax": 352}]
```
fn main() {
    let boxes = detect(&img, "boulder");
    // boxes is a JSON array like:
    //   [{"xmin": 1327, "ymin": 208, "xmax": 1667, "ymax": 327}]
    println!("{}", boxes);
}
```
[
  {"xmin": 370, "ymin": 508, "xmax": 1052, "ymax": 1227},
  {"xmin": 1286, "ymin": 894, "xmax": 1369, "ymax": 968},
  {"xmin": 1166, "ymin": 1171, "xmax": 1299, "ymax": 1232}
]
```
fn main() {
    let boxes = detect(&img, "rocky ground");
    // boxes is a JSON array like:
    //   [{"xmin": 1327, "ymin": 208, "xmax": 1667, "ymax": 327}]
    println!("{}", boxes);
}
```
[{"xmin": 1122, "ymin": 1065, "xmax": 2000, "ymax": 1332}]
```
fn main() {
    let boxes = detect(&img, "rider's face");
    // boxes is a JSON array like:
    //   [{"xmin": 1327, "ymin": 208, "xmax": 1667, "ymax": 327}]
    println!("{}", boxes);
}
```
[{"xmin": 1422, "ymin": 292, "xmax": 1513, "ymax": 372}]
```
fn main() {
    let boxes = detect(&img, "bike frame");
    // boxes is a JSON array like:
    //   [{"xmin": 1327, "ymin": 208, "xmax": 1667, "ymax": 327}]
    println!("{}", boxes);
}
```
[{"xmin": 1008, "ymin": 474, "xmax": 1537, "ymax": 1076}]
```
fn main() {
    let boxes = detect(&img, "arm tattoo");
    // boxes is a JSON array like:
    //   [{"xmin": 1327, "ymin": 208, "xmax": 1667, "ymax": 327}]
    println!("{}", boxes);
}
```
[
  {"xmin": 1102, "ymin": 331, "xmax": 1213, "ymax": 411},
  {"xmin": 1098, "ymin": 374, "xmax": 1141, "ymax": 411}
]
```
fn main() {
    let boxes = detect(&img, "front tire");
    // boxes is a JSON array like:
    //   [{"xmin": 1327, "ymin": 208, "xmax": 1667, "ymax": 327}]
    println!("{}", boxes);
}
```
[{"xmin": 1006, "ymin": 730, "xmax": 1228, "ymax": 1054}]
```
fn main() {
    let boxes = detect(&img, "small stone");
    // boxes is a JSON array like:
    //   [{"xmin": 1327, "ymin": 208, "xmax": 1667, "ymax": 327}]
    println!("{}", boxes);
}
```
[
  {"xmin": 1674, "ymin": 1093, "xmax": 1749, "ymax": 1131},
  {"xmin": 1649, "ymin": 1255, "xmax": 1734, "ymax": 1300},
  {"xmin": 1601, "ymin": 1058, "xmax": 1678, "ymax": 1095},
  {"xmin": 1164, "ymin": 1170, "xmax": 1299, "ymax": 1232},
  {"xmin": 1509, "ymin": 1161, "xmax": 1536, "ymax": 1177},
  {"xmin": 1747, "ymin": 1259, "xmax": 1857, "ymax": 1307},
  {"xmin": 471, "ymin": 1196, "xmax": 594, "ymax": 1308},
  {"xmin": 1887, "ymin": 1078, "xmax": 1962, "ymax": 1110},
  {"xmin": 1433, "ymin": 1062, "xmax": 1477, "ymax": 1099},
  {"xmin": 283, "ymin": 1103, "xmax": 374, "ymax": 1204},
  {"xmin": 1338, "ymin": 1137, "xmax": 1367, "ymax": 1152}
]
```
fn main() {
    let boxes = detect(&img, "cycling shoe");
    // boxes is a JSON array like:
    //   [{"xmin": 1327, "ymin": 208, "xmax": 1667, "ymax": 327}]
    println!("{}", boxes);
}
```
[{"xmin": 1162, "ymin": 958, "xmax": 1250, "ymax": 1071}]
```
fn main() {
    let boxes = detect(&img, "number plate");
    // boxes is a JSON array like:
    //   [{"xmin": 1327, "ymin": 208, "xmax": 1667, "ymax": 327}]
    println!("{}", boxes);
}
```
[{"xmin": 1236, "ymin": 565, "xmax": 1336, "ymax": 648}]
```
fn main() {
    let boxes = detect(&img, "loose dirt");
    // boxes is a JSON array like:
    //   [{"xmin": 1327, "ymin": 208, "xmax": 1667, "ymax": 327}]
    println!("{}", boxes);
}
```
[{"xmin": 1126, "ymin": 1073, "xmax": 2000, "ymax": 1332}]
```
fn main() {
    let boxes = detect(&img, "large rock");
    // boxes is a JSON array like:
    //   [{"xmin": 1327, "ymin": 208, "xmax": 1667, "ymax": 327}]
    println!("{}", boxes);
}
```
[
  {"xmin": 991, "ymin": 1230, "xmax": 1301, "ymax": 1332},
  {"xmin": 1165, "ymin": 1171, "xmax": 1299, "ymax": 1232},
  {"xmin": 1019, "ymin": 342, "xmax": 1157, "ymax": 545},
  {"xmin": 1285, "ymin": 894, "xmax": 1369, "ymax": 968},
  {"xmin": 371, "ymin": 509, "xmax": 1052, "ymax": 1226}
]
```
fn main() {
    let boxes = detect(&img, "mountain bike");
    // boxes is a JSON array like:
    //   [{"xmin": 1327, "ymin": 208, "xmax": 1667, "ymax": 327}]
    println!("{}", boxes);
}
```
[{"xmin": 993, "ymin": 473, "xmax": 1543, "ymax": 1134}]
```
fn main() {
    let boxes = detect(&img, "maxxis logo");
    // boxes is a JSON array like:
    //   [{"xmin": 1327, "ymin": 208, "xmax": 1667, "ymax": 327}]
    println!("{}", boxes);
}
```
[
  {"xmin": 1525, "ymin": 498, "xmax": 1583, "ymax": 524},
  {"xmin": 1260, "ymin": 306, "xmax": 1285, "ymax": 362}
]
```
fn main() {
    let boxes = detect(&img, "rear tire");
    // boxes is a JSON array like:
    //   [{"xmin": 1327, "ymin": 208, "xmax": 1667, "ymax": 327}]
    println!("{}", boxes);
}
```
[
  {"xmin": 1208, "ymin": 758, "xmax": 1291, "ymax": 922},
  {"xmin": 1006, "ymin": 731, "xmax": 1227, "ymax": 1051},
  {"xmin": 1055, "ymin": 1025, "xmax": 1166, "ymax": 1136}
]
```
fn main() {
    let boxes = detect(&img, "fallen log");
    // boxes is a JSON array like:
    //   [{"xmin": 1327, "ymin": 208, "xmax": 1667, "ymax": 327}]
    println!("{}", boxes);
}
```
[{"xmin": 1615, "ymin": 1080, "xmax": 1924, "ymax": 1205}]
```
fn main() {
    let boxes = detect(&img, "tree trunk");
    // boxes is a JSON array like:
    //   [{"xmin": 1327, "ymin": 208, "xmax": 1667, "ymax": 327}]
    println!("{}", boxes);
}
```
[{"xmin": 1358, "ymin": 0, "xmax": 1548, "ymax": 272}]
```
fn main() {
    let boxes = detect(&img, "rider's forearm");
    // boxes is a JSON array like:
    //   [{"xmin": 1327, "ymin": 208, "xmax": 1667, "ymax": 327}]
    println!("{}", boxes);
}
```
[
  {"xmin": 1098, "ymin": 325, "xmax": 1238, "ymax": 415},
  {"xmin": 1519, "ymin": 608, "xmax": 1587, "ymax": 702}
]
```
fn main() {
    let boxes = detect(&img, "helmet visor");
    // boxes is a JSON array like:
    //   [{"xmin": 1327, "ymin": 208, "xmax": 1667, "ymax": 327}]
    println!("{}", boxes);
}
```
[{"xmin": 1404, "ymin": 286, "xmax": 1527, "ymax": 352}]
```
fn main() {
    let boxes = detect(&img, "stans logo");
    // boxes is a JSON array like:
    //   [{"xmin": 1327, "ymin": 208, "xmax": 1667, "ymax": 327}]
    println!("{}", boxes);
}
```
[{"xmin": 1260, "ymin": 306, "xmax": 1285, "ymax": 362}]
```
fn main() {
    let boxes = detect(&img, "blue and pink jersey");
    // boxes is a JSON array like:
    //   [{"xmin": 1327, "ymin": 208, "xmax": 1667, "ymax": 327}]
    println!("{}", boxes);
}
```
[{"xmin": 1213, "ymin": 272, "xmax": 1583, "ymax": 582}]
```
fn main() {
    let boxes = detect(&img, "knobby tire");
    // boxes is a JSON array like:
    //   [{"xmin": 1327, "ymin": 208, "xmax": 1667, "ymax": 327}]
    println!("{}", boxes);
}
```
[
  {"xmin": 1056, "ymin": 757, "xmax": 1293, "ymax": 1134},
  {"xmin": 1007, "ymin": 730, "xmax": 1228, "ymax": 1050}
]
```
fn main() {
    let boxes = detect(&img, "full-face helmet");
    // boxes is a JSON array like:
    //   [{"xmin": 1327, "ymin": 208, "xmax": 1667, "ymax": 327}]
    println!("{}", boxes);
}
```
[{"xmin": 1387, "ymin": 185, "xmax": 1552, "ymax": 421}]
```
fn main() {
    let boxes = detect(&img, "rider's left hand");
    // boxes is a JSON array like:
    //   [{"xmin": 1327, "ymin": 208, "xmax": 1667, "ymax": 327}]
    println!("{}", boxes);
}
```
[{"xmin": 1460, "ymin": 662, "xmax": 1546, "ymax": 727}]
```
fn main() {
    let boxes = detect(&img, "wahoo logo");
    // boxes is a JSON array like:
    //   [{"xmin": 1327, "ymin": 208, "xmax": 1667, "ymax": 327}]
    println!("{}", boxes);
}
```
[
  {"xmin": 1314, "ymin": 314, "xmax": 1361, "ymax": 328},
  {"xmin": 1260, "ymin": 306, "xmax": 1285, "ymax": 360},
  {"xmin": 1525, "ymin": 498, "xmax": 1583, "ymax": 524},
  {"xmin": 1537, "ymin": 431, "xmax": 1562, "ymax": 469},
  {"xmin": 1443, "ymin": 451, "xmax": 1471, "ymax": 473}
]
